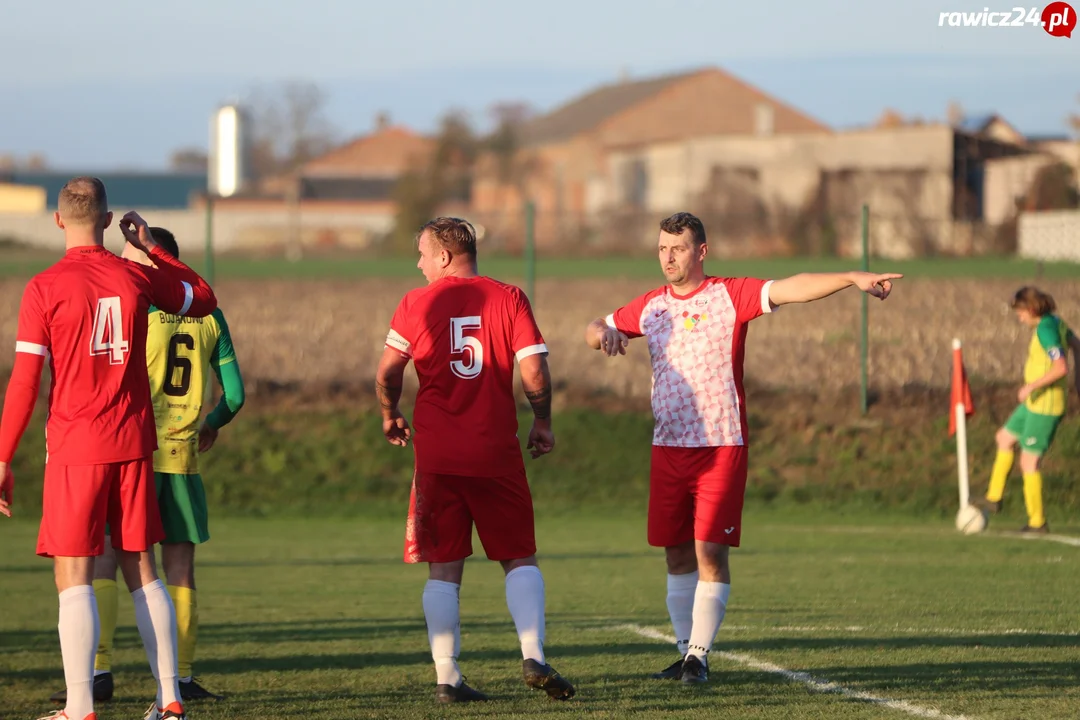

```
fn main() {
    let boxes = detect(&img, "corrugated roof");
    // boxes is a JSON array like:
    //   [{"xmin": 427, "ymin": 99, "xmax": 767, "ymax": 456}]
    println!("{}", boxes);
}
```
[{"xmin": 520, "ymin": 69, "xmax": 702, "ymax": 146}]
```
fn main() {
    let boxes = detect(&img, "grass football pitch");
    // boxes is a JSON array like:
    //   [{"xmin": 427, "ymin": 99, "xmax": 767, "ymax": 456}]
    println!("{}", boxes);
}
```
[{"xmin": 3, "ymin": 510, "xmax": 1078, "ymax": 719}]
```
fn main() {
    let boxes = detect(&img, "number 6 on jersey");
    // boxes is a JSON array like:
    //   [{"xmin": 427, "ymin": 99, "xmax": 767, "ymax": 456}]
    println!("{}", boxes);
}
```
[
  {"xmin": 90, "ymin": 296, "xmax": 130, "ymax": 365},
  {"xmin": 450, "ymin": 316, "xmax": 483, "ymax": 379}
]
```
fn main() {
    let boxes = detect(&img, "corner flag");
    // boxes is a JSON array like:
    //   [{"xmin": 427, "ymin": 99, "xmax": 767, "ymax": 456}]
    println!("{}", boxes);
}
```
[{"xmin": 949, "ymin": 339, "xmax": 974, "ymax": 437}]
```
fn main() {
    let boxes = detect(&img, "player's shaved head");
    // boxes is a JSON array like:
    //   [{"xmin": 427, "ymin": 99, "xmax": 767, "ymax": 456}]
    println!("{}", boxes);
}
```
[
  {"xmin": 150, "ymin": 227, "xmax": 179, "ymax": 259},
  {"xmin": 660, "ymin": 212, "xmax": 707, "ymax": 247},
  {"xmin": 57, "ymin": 177, "xmax": 109, "ymax": 227},
  {"xmin": 419, "ymin": 217, "xmax": 478, "ymax": 258}
]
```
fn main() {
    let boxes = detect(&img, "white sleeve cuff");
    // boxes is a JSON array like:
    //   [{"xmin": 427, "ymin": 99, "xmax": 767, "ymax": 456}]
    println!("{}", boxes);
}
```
[
  {"xmin": 178, "ymin": 281, "xmax": 194, "ymax": 316},
  {"xmin": 15, "ymin": 341, "xmax": 49, "ymax": 359},
  {"xmin": 760, "ymin": 280, "xmax": 777, "ymax": 314},
  {"xmin": 604, "ymin": 313, "xmax": 616, "ymax": 328},
  {"xmin": 385, "ymin": 328, "xmax": 411, "ymax": 357},
  {"xmin": 515, "ymin": 343, "xmax": 548, "ymax": 361}
]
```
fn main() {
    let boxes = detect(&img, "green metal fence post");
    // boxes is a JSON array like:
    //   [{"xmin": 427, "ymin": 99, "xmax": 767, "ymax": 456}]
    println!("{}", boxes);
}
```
[
  {"xmin": 525, "ymin": 201, "xmax": 536, "ymax": 302},
  {"xmin": 204, "ymin": 194, "xmax": 215, "ymax": 286},
  {"xmin": 860, "ymin": 204, "xmax": 869, "ymax": 415}
]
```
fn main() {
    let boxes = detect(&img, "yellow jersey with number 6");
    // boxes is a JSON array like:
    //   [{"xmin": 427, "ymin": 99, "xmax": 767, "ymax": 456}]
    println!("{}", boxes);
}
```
[{"xmin": 145, "ymin": 306, "xmax": 235, "ymax": 473}]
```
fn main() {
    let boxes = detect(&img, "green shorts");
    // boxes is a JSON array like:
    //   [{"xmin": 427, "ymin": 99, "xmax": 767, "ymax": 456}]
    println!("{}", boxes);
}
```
[
  {"xmin": 1004, "ymin": 404, "xmax": 1062, "ymax": 456},
  {"xmin": 104, "ymin": 473, "xmax": 210, "ymax": 544}
]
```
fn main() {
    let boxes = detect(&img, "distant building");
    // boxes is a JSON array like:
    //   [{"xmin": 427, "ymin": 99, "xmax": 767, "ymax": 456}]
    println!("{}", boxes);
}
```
[
  {"xmin": 0, "ymin": 170, "xmax": 207, "ymax": 210},
  {"xmin": 469, "ymin": 65, "xmax": 831, "ymax": 247}
]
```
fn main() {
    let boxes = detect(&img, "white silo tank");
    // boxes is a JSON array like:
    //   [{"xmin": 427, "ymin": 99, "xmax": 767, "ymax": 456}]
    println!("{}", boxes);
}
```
[{"xmin": 208, "ymin": 104, "xmax": 250, "ymax": 197}]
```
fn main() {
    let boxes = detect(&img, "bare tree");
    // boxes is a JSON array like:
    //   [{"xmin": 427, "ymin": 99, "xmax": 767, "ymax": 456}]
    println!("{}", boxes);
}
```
[
  {"xmin": 486, "ymin": 102, "xmax": 537, "ymax": 191},
  {"xmin": 245, "ymin": 80, "xmax": 338, "ymax": 180}
]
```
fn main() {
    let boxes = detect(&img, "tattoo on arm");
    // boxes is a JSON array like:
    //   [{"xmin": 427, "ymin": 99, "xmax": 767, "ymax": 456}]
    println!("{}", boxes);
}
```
[
  {"xmin": 525, "ymin": 384, "xmax": 552, "ymax": 420},
  {"xmin": 376, "ymin": 380, "xmax": 402, "ymax": 412}
]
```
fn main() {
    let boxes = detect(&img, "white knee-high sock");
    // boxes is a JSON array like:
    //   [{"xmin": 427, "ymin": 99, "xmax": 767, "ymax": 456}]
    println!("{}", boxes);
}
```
[
  {"xmin": 132, "ymin": 580, "xmax": 181, "ymax": 709},
  {"xmin": 666, "ymin": 571, "xmax": 698, "ymax": 656},
  {"xmin": 687, "ymin": 581, "xmax": 731, "ymax": 663},
  {"xmin": 58, "ymin": 585, "xmax": 99, "ymax": 720},
  {"xmin": 423, "ymin": 580, "xmax": 462, "ymax": 687},
  {"xmin": 505, "ymin": 565, "xmax": 546, "ymax": 664}
]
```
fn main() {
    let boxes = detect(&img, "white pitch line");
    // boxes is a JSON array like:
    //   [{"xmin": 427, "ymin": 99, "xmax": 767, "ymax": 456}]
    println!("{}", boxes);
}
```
[
  {"xmin": 622, "ymin": 624, "xmax": 976, "ymax": 720},
  {"xmin": 718, "ymin": 624, "xmax": 1079, "ymax": 637},
  {"xmin": 1001, "ymin": 532, "xmax": 1080, "ymax": 548}
]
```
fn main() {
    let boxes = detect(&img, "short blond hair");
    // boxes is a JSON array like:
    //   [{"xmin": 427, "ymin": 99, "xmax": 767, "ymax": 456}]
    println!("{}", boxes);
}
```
[
  {"xmin": 58, "ymin": 177, "xmax": 108, "ymax": 226},
  {"xmin": 419, "ymin": 217, "xmax": 477, "ymax": 257}
]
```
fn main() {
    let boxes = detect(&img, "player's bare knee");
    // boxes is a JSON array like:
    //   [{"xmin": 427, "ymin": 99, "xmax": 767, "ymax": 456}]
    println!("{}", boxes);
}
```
[
  {"xmin": 501, "ymin": 555, "xmax": 538, "ymax": 575},
  {"xmin": 93, "ymin": 538, "xmax": 119, "ymax": 580},
  {"xmin": 54, "ymin": 556, "xmax": 96, "ymax": 593},
  {"xmin": 115, "ymin": 548, "xmax": 160, "ymax": 593},
  {"xmin": 428, "ymin": 560, "xmax": 466, "ymax": 585},
  {"xmin": 996, "ymin": 428, "xmax": 1016, "ymax": 449},
  {"xmin": 665, "ymin": 541, "xmax": 697, "ymax": 574},
  {"xmin": 162, "ymin": 542, "xmax": 196, "ymax": 589},
  {"xmin": 1019, "ymin": 451, "xmax": 1042, "ymax": 474},
  {"xmin": 696, "ymin": 541, "xmax": 730, "ymax": 583}
]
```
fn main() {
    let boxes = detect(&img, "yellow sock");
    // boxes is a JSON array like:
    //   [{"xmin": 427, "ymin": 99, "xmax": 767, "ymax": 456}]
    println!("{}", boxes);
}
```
[
  {"xmin": 93, "ymin": 579, "xmax": 119, "ymax": 673},
  {"xmin": 168, "ymin": 585, "xmax": 198, "ymax": 680},
  {"xmin": 1023, "ymin": 471, "xmax": 1046, "ymax": 528},
  {"xmin": 986, "ymin": 449, "xmax": 1014, "ymax": 502}
]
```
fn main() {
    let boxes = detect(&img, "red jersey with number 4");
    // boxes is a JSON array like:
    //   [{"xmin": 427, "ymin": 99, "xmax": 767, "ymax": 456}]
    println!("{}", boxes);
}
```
[
  {"xmin": 3, "ymin": 246, "xmax": 216, "ymax": 465},
  {"xmin": 386, "ymin": 276, "xmax": 548, "ymax": 477}
]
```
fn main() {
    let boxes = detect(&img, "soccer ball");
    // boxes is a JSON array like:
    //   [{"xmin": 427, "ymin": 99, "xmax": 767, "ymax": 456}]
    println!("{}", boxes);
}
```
[{"xmin": 955, "ymin": 504, "xmax": 988, "ymax": 535}]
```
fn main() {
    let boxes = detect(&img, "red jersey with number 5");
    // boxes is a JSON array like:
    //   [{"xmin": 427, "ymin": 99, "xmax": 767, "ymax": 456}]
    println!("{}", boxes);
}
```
[
  {"xmin": 385, "ymin": 276, "xmax": 547, "ymax": 477},
  {"xmin": 5, "ymin": 246, "xmax": 216, "ymax": 465}
]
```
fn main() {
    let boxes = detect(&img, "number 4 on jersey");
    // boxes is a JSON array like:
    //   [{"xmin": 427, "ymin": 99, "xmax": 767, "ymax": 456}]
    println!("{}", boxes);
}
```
[{"xmin": 90, "ymin": 296, "xmax": 130, "ymax": 365}]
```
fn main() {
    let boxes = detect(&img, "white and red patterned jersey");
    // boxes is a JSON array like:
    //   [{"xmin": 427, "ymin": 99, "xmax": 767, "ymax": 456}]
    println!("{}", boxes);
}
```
[{"xmin": 606, "ymin": 277, "xmax": 775, "ymax": 448}]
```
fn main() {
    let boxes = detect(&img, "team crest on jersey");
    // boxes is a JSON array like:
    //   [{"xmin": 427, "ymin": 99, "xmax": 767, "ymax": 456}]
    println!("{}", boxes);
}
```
[{"xmin": 682, "ymin": 311, "xmax": 707, "ymax": 331}]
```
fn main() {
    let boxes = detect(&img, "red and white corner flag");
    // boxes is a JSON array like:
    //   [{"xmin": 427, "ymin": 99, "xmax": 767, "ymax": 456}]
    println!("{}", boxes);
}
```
[{"xmin": 949, "ymin": 338, "xmax": 975, "ymax": 437}]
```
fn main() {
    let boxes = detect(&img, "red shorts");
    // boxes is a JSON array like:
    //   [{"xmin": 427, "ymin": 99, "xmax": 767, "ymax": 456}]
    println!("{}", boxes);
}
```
[
  {"xmin": 648, "ymin": 445, "xmax": 748, "ymax": 548},
  {"xmin": 37, "ymin": 457, "xmax": 164, "ymax": 558},
  {"xmin": 404, "ymin": 468, "xmax": 536, "ymax": 564}
]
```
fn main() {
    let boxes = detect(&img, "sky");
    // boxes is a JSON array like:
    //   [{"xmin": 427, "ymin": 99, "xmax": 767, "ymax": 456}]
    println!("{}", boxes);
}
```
[{"xmin": 1, "ymin": 0, "xmax": 1077, "ymax": 170}]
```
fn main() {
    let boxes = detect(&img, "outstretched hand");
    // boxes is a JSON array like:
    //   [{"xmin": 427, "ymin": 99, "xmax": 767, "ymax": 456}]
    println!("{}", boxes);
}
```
[
  {"xmin": 851, "ymin": 272, "xmax": 903, "ymax": 300},
  {"xmin": 119, "ymin": 211, "xmax": 158, "ymax": 254}
]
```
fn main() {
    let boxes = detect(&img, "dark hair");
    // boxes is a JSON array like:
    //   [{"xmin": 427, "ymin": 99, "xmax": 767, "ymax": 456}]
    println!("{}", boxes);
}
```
[
  {"xmin": 149, "ymin": 227, "xmax": 179, "ymax": 259},
  {"xmin": 57, "ymin": 176, "xmax": 108, "ymax": 226},
  {"xmin": 1011, "ymin": 286, "xmax": 1055, "ymax": 316},
  {"xmin": 659, "ymin": 212, "xmax": 706, "ymax": 246},
  {"xmin": 419, "ymin": 216, "xmax": 477, "ymax": 257}
]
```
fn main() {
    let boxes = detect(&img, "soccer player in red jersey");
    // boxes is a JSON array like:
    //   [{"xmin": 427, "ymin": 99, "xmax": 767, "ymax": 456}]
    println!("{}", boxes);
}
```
[
  {"xmin": 375, "ymin": 217, "xmax": 575, "ymax": 704},
  {"xmin": 585, "ymin": 212, "xmax": 901, "ymax": 684},
  {"xmin": 0, "ymin": 178, "xmax": 217, "ymax": 720}
]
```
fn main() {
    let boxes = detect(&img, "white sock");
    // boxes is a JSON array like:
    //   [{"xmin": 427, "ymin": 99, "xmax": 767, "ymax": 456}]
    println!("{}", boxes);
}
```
[
  {"xmin": 93, "ymin": 669, "xmax": 110, "ymax": 677},
  {"xmin": 132, "ymin": 579, "xmax": 181, "ymax": 709},
  {"xmin": 505, "ymin": 565, "xmax": 546, "ymax": 664},
  {"xmin": 687, "ymin": 582, "xmax": 731, "ymax": 663},
  {"xmin": 423, "ymin": 580, "xmax": 462, "ymax": 687},
  {"xmin": 666, "ymin": 571, "xmax": 698, "ymax": 656},
  {"xmin": 58, "ymin": 585, "xmax": 99, "ymax": 720}
]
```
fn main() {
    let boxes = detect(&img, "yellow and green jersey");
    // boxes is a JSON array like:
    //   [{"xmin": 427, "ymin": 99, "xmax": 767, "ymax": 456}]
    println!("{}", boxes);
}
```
[
  {"xmin": 146, "ymin": 305, "xmax": 244, "ymax": 474},
  {"xmin": 1023, "ymin": 314, "xmax": 1073, "ymax": 417}
]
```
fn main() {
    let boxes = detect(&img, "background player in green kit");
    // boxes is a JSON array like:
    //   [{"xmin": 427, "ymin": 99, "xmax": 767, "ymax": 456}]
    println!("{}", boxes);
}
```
[
  {"xmin": 50, "ymin": 228, "xmax": 246, "ymax": 705},
  {"xmin": 980, "ymin": 286, "xmax": 1080, "ymax": 533}
]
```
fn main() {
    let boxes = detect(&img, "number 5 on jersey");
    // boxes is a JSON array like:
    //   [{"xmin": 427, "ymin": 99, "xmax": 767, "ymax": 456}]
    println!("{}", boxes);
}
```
[
  {"xmin": 90, "ymin": 296, "xmax": 130, "ymax": 365},
  {"xmin": 450, "ymin": 316, "xmax": 483, "ymax": 379}
]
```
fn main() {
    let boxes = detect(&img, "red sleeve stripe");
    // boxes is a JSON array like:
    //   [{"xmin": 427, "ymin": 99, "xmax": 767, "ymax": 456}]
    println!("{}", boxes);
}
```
[
  {"xmin": 760, "ymin": 280, "xmax": 777, "ymax": 314},
  {"xmin": 178, "ymin": 282, "xmax": 194, "ymax": 315},
  {"xmin": 15, "ymin": 341, "xmax": 49, "ymax": 358},
  {"xmin": 515, "ymin": 344, "xmax": 548, "ymax": 361}
]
